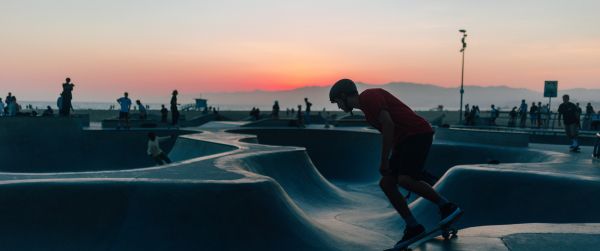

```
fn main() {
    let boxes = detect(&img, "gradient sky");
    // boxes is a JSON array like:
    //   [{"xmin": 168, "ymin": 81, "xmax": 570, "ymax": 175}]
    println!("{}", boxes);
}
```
[{"xmin": 1, "ymin": 0, "xmax": 599, "ymax": 102}]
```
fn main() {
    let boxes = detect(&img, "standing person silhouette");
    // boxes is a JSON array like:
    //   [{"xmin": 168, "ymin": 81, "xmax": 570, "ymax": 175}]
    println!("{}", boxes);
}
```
[
  {"xmin": 304, "ymin": 97, "xmax": 312, "ymax": 124},
  {"xmin": 272, "ymin": 100, "xmax": 280, "ymax": 119},
  {"xmin": 136, "ymin": 100, "xmax": 147, "ymax": 120},
  {"xmin": 170, "ymin": 90, "xmax": 180, "ymax": 127},
  {"xmin": 296, "ymin": 105, "xmax": 304, "ymax": 127},
  {"xmin": 329, "ymin": 79, "xmax": 462, "ymax": 248},
  {"xmin": 60, "ymin": 78, "xmax": 75, "ymax": 116},
  {"xmin": 117, "ymin": 92, "xmax": 132, "ymax": 129},
  {"xmin": 519, "ymin": 100, "xmax": 528, "ymax": 128},
  {"xmin": 160, "ymin": 104, "xmax": 168, "ymax": 123}
]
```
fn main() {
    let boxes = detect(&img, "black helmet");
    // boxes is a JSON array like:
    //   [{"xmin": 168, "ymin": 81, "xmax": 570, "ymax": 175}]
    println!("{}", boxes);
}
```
[{"xmin": 329, "ymin": 79, "xmax": 358, "ymax": 102}]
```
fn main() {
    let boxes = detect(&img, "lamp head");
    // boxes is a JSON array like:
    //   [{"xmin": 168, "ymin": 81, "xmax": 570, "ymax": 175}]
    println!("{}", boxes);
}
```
[{"xmin": 459, "ymin": 29, "xmax": 467, "ymax": 33}]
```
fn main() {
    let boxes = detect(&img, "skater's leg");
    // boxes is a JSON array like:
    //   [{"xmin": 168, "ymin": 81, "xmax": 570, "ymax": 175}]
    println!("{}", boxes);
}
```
[
  {"xmin": 565, "ymin": 124, "xmax": 579, "ymax": 147},
  {"xmin": 379, "ymin": 176, "xmax": 418, "ymax": 226},
  {"xmin": 392, "ymin": 133, "xmax": 447, "ymax": 205},
  {"xmin": 397, "ymin": 175, "xmax": 446, "ymax": 205}
]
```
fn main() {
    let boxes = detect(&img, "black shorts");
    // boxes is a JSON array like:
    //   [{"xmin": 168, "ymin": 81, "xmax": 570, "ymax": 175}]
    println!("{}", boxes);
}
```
[
  {"xmin": 388, "ymin": 132, "xmax": 433, "ymax": 180},
  {"xmin": 119, "ymin": 112, "xmax": 129, "ymax": 119}
]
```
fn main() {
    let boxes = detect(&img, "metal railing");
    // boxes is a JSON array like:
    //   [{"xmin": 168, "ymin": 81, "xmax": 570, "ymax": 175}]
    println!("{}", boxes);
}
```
[{"xmin": 457, "ymin": 110, "xmax": 600, "ymax": 134}]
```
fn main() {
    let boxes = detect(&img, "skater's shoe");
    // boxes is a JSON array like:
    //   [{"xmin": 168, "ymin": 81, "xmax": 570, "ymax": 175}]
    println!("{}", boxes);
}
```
[
  {"xmin": 596, "ymin": 133, "xmax": 600, "ymax": 138},
  {"xmin": 439, "ymin": 202, "xmax": 463, "ymax": 226},
  {"xmin": 393, "ymin": 224, "xmax": 426, "ymax": 249}
]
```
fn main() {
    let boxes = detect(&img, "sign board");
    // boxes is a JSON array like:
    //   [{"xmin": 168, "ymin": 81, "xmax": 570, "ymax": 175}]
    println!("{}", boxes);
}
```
[{"xmin": 544, "ymin": 81, "xmax": 558, "ymax": 98}]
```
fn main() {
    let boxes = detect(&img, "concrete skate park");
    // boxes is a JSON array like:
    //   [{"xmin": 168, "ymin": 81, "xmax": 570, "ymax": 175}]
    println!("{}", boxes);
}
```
[{"xmin": 1, "ymin": 116, "xmax": 600, "ymax": 251}]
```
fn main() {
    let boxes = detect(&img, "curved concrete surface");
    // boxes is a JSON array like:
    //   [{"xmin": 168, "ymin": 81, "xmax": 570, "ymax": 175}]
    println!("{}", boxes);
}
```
[
  {"xmin": 228, "ymin": 128, "xmax": 554, "ymax": 182},
  {"xmin": 0, "ymin": 117, "xmax": 197, "ymax": 172},
  {"xmin": 2, "ymin": 121, "xmax": 600, "ymax": 250},
  {"xmin": 228, "ymin": 128, "xmax": 382, "ymax": 183},
  {"xmin": 411, "ymin": 223, "xmax": 600, "ymax": 251}
]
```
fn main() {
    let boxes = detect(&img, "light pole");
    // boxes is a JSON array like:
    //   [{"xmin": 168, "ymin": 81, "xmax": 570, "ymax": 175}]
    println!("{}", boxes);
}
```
[{"xmin": 458, "ymin": 29, "xmax": 467, "ymax": 124}]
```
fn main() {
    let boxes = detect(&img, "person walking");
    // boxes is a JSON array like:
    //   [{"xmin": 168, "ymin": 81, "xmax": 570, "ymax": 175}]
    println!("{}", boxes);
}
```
[
  {"xmin": 558, "ymin": 95, "xmax": 580, "ymax": 151},
  {"xmin": 329, "ymin": 79, "xmax": 462, "ymax": 248},
  {"xmin": 117, "ymin": 92, "xmax": 132, "ymax": 129}
]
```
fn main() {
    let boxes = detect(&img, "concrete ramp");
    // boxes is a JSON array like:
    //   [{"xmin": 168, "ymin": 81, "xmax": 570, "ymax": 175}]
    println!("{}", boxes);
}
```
[
  {"xmin": 229, "ymin": 128, "xmax": 382, "ymax": 183},
  {"xmin": 0, "ymin": 179, "xmax": 363, "ymax": 251},
  {"xmin": 168, "ymin": 135, "xmax": 238, "ymax": 162},
  {"xmin": 413, "ymin": 223, "xmax": 600, "ymax": 251},
  {"xmin": 411, "ymin": 166, "xmax": 600, "ymax": 229},
  {"xmin": 229, "ymin": 128, "xmax": 555, "ymax": 183},
  {"xmin": 226, "ymin": 149, "xmax": 357, "ymax": 211},
  {"xmin": 3, "ymin": 123, "xmax": 600, "ymax": 251}
]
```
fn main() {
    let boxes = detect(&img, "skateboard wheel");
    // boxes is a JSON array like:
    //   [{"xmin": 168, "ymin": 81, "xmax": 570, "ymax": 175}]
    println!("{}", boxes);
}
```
[
  {"xmin": 442, "ymin": 232, "xmax": 450, "ymax": 240},
  {"xmin": 451, "ymin": 229, "xmax": 458, "ymax": 238}
]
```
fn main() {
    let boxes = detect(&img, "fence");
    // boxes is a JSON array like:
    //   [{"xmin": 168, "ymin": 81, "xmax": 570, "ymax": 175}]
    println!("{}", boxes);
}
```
[{"xmin": 458, "ymin": 110, "xmax": 600, "ymax": 132}]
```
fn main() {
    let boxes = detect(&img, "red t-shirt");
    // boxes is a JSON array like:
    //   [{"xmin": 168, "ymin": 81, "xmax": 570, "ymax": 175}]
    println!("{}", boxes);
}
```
[{"xmin": 359, "ymin": 88, "xmax": 433, "ymax": 144}]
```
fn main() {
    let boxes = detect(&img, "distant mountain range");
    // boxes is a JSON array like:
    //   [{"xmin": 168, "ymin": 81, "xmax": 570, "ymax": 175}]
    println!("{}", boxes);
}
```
[{"xmin": 188, "ymin": 82, "xmax": 600, "ymax": 111}]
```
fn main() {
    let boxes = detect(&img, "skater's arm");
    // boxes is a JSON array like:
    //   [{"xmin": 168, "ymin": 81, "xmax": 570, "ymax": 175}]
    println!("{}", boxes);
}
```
[
  {"xmin": 378, "ymin": 110, "xmax": 395, "ymax": 175},
  {"xmin": 147, "ymin": 141, "xmax": 153, "ymax": 155}
]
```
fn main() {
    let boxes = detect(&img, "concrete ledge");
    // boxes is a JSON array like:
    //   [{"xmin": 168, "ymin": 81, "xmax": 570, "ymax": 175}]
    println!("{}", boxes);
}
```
[{"xmin": 435, "ymin": 127, "xmax": 530, "ymax": 147}]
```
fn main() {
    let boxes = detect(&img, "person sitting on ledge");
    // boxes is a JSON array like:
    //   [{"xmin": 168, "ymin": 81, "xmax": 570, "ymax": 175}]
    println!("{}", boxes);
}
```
[
  {"xmin": 147, "ymin": 132, "xmax": 173, "ymax": 166},
  {"xmin": 42, "ymin": 106, "xmax": 54, "ymax": 117}
]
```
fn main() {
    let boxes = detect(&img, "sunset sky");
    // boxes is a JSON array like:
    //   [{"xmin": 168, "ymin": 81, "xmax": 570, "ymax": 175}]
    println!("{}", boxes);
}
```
[{"xmin": 1, "ymin": 0, "xmax": 599, "ymax": 102}]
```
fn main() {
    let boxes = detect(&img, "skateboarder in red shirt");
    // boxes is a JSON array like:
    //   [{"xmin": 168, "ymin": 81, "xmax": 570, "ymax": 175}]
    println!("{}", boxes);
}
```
[{"xmin": 329, "ymin": 79, "xmax": 462, "ymax": 248}]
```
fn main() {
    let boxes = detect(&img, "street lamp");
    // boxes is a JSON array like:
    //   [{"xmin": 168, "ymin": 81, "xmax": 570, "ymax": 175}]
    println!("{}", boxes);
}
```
[{"xmin": 458, "ymin": 29, "xmax": 467, "ymax": 124}]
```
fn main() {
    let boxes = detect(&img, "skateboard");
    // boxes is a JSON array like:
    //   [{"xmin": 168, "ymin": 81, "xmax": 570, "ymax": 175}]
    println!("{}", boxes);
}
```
[
  {"xmin": 570, "ymin": 146, "xmax": 580, "ymax": 153},
  {"xmin": 384, "ymin": 211, "xmax": 463, "ymax": 251}
]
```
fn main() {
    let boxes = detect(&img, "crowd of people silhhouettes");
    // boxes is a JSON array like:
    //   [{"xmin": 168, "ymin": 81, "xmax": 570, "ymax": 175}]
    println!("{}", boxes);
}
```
[
  {"xmin": 3, "ymin": 78, "xmax": 600, "ymax": 133},
  {"xmin": 1, "ymin": 78, "xmax": 184, "ymax": 128},
  {"xmin": 464, "ymin": 98, "xmax": 599, "ymax": 131},
  {"xmin": 249, "ymin": 97, "xmax": 319, "ymax": 128},
  {"xmin": 114, "ymin": 89, "xmax": 180, "ymax": 129},
  {"xmin": 463, "ymin": 95, "xmax": 600, "ymax": 152}
]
